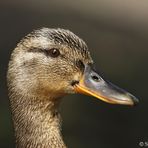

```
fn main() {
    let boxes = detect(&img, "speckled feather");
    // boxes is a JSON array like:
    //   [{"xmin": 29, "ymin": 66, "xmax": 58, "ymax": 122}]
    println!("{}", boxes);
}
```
[{"xmin": 7, "ymin": 28, "xmax": 93, "ymax": 148}]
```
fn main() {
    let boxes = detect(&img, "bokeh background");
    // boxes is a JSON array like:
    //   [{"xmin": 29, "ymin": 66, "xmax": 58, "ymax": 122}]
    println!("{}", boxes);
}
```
[{"xmin": 0, "ymin": 0, "xmax": 148, "ymax": 148}]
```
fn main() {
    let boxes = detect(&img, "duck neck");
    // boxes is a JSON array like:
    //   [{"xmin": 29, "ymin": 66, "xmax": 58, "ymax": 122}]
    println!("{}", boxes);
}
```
[{"xmin": 9, "ymin": 93, "xmax": 66, "ymax": 148}]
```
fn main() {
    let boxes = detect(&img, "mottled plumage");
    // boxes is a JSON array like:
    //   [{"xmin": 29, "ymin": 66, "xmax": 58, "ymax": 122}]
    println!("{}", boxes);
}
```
[{"xmin": 7, "ymin": 28, "xmax": 93, "ymax": 148}]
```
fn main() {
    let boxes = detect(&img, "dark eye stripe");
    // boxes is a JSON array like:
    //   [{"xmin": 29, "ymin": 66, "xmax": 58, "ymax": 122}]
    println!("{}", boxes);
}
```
[
  {"xmin": 28, "ymin": 47, "xmax": 44, "ymax": 53},
  {"xmin": 28, "ymin": 47, "xmax": 60, "ymax": 58},
  {"xmin": 75, "ymin": 60, "xmax": 85, "ymax": 71},
  {"xmin": 60, "ymin": 55, "xmax": 85, "ymax": 71},
  {"xmin": 29, "ymin": 47, "xmax": 85, "ymax": 71}
]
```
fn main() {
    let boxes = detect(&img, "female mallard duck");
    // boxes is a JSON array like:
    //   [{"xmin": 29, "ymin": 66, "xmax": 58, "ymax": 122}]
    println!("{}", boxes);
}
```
[{"xmin": 7, "ymin": 28, "xmax": 138, "ymax": 148}]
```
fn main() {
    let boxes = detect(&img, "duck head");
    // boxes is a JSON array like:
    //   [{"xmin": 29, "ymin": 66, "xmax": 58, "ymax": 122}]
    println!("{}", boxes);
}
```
[{"xmin": 10, "ymin": 28, "xmax": 138, "ymax": 105}]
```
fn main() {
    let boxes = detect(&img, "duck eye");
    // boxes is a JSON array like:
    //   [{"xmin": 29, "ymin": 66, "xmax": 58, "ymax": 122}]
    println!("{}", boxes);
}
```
[{"xmin": 46, "ymin": 48, "xmax": 60, "ymax": 57}]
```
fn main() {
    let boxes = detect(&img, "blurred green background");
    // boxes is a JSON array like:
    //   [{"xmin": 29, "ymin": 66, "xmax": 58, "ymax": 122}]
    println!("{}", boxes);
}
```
[{"xmin": 0, "ymin": 0, "xmax": 148, "ymax": 148}]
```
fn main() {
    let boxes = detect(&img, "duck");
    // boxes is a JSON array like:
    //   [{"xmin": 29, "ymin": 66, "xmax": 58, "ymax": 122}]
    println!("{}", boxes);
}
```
[{"xmin": 7, "ymin": 28, "xmax": 138, "ymax": 148}]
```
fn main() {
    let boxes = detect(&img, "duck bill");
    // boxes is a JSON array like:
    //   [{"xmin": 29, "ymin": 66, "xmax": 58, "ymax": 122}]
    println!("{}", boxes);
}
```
[{"xmin": 74, "ymin": 65, "xmax": 139, "ymax": 106}]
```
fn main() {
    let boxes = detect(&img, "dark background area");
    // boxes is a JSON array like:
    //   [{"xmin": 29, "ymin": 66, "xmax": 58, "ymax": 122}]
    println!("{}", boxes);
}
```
[{"xmin": 0, "ymin": 0, "xmax": 148, "ymax": 148}]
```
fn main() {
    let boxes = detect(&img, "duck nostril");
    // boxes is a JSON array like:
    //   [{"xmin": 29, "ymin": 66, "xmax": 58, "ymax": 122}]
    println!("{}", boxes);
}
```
[
  {"xmin": 71, "ymin": 80, "xmax": 79, "ymax": 86},
  {"xmin": 91, "ymin": 74, "xmax": 100, "ymax": 82}
]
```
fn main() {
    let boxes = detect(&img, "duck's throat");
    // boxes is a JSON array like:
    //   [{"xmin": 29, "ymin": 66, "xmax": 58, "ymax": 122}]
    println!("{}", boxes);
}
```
[{"xmin": 9, "ymin": 94, "xmax": 66, "ymax": 148}]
